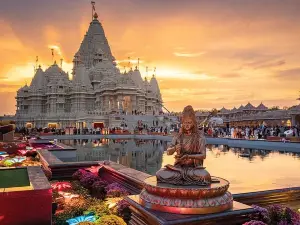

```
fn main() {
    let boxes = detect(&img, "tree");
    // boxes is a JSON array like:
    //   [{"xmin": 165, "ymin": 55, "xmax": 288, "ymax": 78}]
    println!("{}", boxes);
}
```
[{"xmin": 269, "ymin": 106, "xmax": 279, "ymax": 111}]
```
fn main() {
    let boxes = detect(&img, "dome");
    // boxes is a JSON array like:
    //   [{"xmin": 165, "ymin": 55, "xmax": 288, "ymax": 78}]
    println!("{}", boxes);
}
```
[
  {"xmin": 30, "ymin": 67, "xmax": 46, "ymax": 90},
  {"xmin": 256, "ymin": 102, "xmax": 268, "ymax": 111},
  {"xmin": 244, "ymin": 102, "xmax": 255, "ymax": 110},
  {"xmin": 150, "ymin": 75, "xmax": 160, "ymax": 94},
  {"xmin": 44, "ymin": 63, "xmax": 69, "ymax": 83},
  {"xmin": 72, "ymin": 63, "xmax": 93, "ymax": 92},
  {"xmin": 219, "ymin": 107, "xmax": 229, "ymax": 114},
  {"xmin": 130, "ymin": 67, "xmax": 144, "ymax": 89}
]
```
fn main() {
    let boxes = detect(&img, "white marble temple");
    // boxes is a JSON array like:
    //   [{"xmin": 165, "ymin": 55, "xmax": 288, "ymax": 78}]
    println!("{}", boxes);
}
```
[{"xmin": 15, "ymin": 13, "xmax": 163, "ymax": 129}]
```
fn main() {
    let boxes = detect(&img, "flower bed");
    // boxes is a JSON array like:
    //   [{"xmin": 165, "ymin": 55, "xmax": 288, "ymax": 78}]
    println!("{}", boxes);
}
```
[
  {"xmin": 243, "ymin": 205, "xmax": 300, "ymax": 225},
  {"xmin": 52, "ymin": 169, "xmax": 131, "ymax": 225},
  {"xmin": 0, "ymin": 141, "xmax": 41, "ymax": 167}
]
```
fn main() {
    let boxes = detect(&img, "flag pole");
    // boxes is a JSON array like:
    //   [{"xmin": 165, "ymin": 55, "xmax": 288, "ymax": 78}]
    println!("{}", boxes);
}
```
[
  {"xmin": 91, "ymin": 1, "xmax": 95, "ymax": 20},
  {"xmin": 51, "ymin": 49, "xmax": 54, "ymax": 64},
  {"xmin": 35, "ymin": 56, "xmax": 38, "ymax": 72}
]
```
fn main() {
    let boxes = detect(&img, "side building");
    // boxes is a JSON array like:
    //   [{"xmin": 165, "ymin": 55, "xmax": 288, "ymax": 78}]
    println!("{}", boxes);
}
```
[
  {"xmin": 195, "ymin": 102, "xmax": 300, "ymax": 127},
  {"xmin": 15, "ymin": 13, "xmax": 163, "ymax": 129}
]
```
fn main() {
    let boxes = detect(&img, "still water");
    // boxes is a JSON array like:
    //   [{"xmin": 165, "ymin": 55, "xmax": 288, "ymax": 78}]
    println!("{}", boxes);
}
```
[{"xmin": 55, "ymin": 138, "xmax": 300, "ymax": 194}]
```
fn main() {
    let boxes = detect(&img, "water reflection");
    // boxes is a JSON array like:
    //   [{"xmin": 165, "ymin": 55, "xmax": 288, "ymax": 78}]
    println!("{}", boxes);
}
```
[
  {"xmin": 60, "ymin": 139, "xmax": 166, "ymax": 175},
  {"xmin": 59, "ymin": 139, "xmax": 300, "ymax": 194}
]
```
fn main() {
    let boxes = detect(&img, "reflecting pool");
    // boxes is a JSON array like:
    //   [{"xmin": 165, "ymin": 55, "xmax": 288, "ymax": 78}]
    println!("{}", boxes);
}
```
[{"xmin": 54, "ymin": 139, "xmax": 300, "ymax": 195}]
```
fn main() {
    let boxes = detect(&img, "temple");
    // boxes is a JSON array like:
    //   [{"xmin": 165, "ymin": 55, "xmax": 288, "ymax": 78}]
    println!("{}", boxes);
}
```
[{"xmin": 15, "ymin": 13, "xmax": 162, "ymax": 129}]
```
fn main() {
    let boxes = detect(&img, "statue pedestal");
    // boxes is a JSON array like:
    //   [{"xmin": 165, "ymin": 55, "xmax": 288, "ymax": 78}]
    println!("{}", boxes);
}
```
[
  {"xmin": 125, "ymin": 195, "xmax": 254, "ymax": 225},
  {"xmin": 139, "ymin": 176, "xmax": 233, "ymax": 214}
]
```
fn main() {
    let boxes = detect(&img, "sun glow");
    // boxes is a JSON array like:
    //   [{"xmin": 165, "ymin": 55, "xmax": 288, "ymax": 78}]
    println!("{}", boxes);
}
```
[{"xmin": 152, "ymin": 68, "xmax": 214, "ymax": 80}]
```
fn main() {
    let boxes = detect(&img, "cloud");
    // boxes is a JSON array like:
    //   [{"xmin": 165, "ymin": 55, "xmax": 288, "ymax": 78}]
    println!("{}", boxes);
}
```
[
  {"xmin": 275, "ymin": 67, "xmax": 300, "ymax": 78},
  {"xmin": 173, "ymin": 52, "xmax": 206, "ymax": 57},
  {"xmin": 245, "ymin": 59, "xmax": 286, "ymax": 69}
]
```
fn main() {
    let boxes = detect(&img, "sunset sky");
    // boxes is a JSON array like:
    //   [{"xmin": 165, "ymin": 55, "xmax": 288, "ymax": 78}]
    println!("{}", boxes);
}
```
[{"xmin": 1, "ymin": 0, "xmax": 300, "ymax": 115}]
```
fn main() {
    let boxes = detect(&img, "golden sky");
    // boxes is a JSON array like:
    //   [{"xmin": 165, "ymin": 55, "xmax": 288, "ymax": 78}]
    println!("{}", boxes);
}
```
[{"xmin": 1, "ymin": 0, "xmax": 300, "ymax": 115}]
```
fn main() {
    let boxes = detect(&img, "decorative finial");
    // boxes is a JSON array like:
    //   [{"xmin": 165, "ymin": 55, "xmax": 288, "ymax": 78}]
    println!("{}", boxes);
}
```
[
  {"xmin": 54, "ymin": 60, "xmax": 57, "ymax": 65},
  {"xmin": 60, "ymin": 58, "xmax": 63, "ymax": 68},
  {"xmin": 93, "ymin": 12, "xmax": 98, "ymax": 19},
  {"xmin": 137, "ymin": 58, "xmax": 140, "ymax": 70},
  {"xmin": 39, "ymin": 65, "xmax": 41, "ymax": 68}
]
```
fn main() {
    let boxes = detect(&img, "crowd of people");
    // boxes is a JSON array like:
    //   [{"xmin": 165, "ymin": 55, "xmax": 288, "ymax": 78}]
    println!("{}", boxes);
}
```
[
  {"xmin": 134, "ymin": 120, "xmax": 174, "ymax": 135},
  {"xmin": 204, "ymin": 125, "xmax": 300, "ymax": 139},
  {"xmin": 15, "ymin": 123, "xmax": 300, "ymax": 141}
]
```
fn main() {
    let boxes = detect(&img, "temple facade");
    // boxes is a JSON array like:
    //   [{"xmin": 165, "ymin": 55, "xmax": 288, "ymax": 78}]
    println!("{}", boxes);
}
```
[
  {"xmin": 15, "ymin": 13, "xmax": 162, "ymax": 129},
  {"xmin": 196, "ymin": 102, "xmax": 300, "ymax": 127}
]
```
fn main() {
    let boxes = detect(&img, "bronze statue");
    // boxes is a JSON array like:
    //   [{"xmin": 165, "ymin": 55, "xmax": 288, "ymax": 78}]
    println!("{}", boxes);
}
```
[
  {"xmin": 139, "ymin": 105, "xmax": 233, "ymax": 214},
  {"xmin": 156, "ymin": 105, "xmax": 211, "ymax": 185}
]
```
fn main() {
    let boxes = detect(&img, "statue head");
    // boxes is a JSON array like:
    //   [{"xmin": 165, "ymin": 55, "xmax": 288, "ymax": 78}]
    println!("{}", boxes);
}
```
[{"xmin": 181, "ymin": 105, "xmax": 198, "ymax": 134}]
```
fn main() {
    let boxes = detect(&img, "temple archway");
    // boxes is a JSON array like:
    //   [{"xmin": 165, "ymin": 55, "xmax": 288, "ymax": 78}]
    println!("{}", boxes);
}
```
[{"xmin": 295, "ymin": 115, "xmax": 300, "ymax": 126}]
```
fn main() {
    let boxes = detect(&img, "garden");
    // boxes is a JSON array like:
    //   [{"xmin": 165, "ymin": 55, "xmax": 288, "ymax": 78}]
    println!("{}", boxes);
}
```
[
  {"xmin": 51, "ymin": 168, "xmax": 131, "ymax": 225},
  {"xmin": 243, "ymin": 205, "xmax": 300, "ymax": 225},
  {"xmin": 0, "ymin": 142, "xmax": 41, "ymax": 167}
]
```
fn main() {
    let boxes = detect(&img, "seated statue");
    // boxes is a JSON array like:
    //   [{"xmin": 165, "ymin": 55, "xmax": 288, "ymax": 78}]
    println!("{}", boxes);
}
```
[{"xmin": 156, "ymin": 105, "xmax": 212, "ymax": 186}]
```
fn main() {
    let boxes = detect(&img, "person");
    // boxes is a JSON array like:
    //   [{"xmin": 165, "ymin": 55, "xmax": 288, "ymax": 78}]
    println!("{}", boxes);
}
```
[
  {"xmin": 156, "ymin": 105, "xmax": 211, "ymax": 186},
  {"xmin": 230, "ymin": 127, "xmax": 234, "ymax": 138}
]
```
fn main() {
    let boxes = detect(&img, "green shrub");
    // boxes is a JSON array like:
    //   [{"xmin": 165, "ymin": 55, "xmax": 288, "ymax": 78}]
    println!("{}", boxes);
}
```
[
  {"xmin": 53, "ymin": 197, "xmax": 92, "ymax": 225},
  {"xmin": 96, "ymin": 215, "xmax": 126, "ymax": 225},
  {"xmin": 71, "ymin": 181, "xmax": 91, "ymax": 198},
  {"xmin": 86, "ymin": 201, "xmax": 111, "ymax": 218}
]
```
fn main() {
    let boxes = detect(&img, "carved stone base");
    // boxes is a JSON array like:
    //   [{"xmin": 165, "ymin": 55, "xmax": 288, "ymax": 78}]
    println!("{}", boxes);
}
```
[
  {"xmin": 139, "ymin": 176, "xmax": 233, "ymax": 214},
  {"xmin": 126, "ymin": 195, "xmax": 254, "ymax": 225}
]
